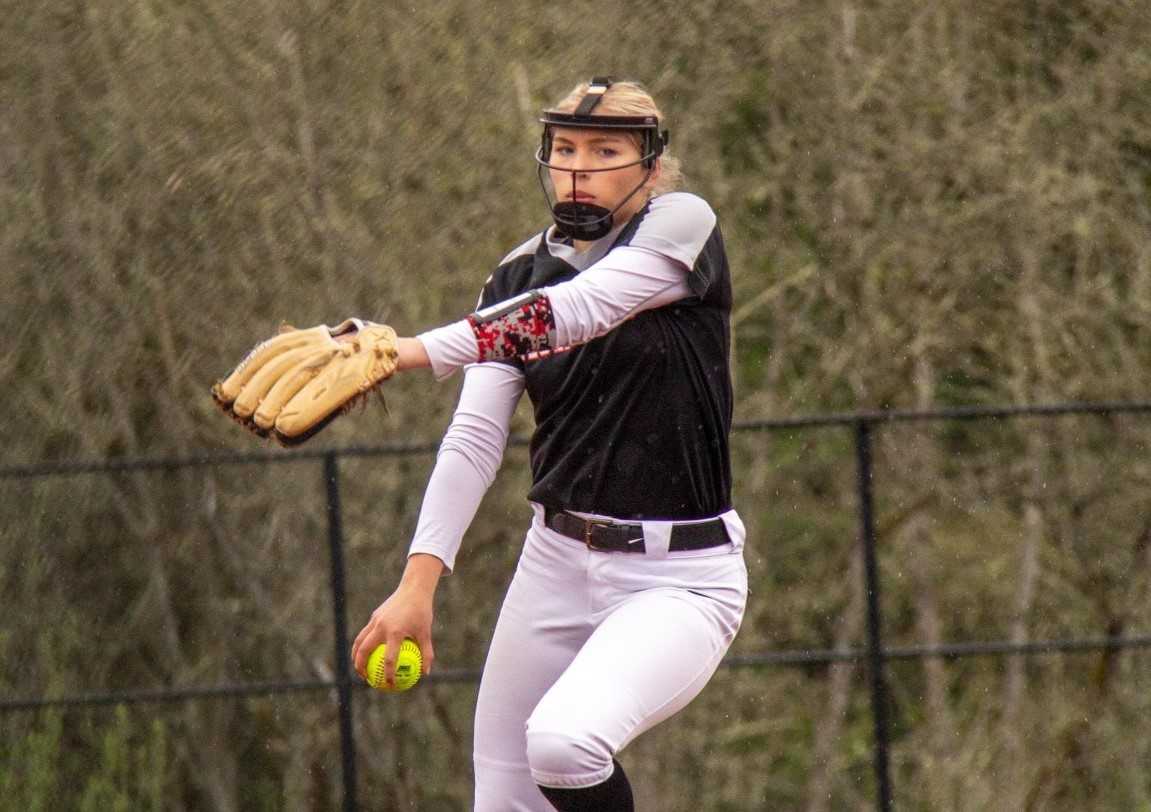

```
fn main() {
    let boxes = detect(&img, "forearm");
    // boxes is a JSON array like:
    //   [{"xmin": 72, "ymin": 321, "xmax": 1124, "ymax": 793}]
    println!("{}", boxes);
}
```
[
  {"xmin": 406, "ymin": 449, "xmax": 490, "ymax": 573},
  {"xmin": 396, "ymin": 337, "xmax": 431, "ymax": 372},
  {"xmin": 398, "ymin": 553, "xmax": 445, "ymax": 592},
  {"xmin": 406, "ymin": 362, "xmax": 523, "ymax": 571}
]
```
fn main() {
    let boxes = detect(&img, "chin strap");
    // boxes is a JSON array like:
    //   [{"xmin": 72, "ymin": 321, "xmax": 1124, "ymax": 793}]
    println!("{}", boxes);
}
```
[
  {"xmin": 546, "ymin": 166, "xmax": 653, "ymax": 241},
  {"xmin": 551, "ymin": 201, "xmax": 614, "ymax": 241}
]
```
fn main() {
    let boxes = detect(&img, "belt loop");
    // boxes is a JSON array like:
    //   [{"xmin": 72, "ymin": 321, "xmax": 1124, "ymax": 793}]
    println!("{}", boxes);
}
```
[
  {"xmin": 640, "ymin": 521, "xmax": 673, "ymax": 559},
  {"xmin": 719, "ymin": 510, "xmax": 746, "ymax": 553}
]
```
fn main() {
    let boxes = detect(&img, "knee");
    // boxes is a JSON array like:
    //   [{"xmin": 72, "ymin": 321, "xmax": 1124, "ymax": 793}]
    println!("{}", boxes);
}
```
[{"xmin": 524, "ymin": 723, "xmax": 612, "ymax": 787}]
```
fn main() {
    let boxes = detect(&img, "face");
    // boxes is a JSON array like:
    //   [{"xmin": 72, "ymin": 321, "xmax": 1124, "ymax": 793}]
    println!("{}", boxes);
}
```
[{"xmin": 547, "ymin": 127, "xmax": 659, "ymax": 228}]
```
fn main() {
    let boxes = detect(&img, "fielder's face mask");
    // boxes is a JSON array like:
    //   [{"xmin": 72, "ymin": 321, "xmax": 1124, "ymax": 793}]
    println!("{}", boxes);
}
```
[{"xmin": 535, "ymin": 77, "xmax": 670, "ymax": 241}]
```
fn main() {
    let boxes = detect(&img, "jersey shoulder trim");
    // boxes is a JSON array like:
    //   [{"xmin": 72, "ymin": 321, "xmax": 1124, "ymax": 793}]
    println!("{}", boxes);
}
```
[
  {"xmin": 650, "ymin": 191, "xmax": 716, "ymax": 219},
  {"xmin": 498, "ymin": 231, "xmax": 545, "ymax": 266},
  {"xmin": 625, "ymin": 192, "xmax": 718, "ymax": 271}
]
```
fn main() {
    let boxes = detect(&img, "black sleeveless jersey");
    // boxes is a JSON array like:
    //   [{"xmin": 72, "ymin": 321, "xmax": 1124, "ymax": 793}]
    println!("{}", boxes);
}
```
[{"xmin": 477, "ymin": 196, "xmax": 733, "ymax": 520}]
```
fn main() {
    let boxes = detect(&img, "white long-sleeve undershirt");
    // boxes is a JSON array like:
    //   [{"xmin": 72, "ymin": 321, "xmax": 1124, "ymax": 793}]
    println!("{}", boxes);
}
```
[
  {"xmin": 417, "ymin": 245, "xmax": 695, "ymax": 380},
  {"xmin": 407, "ymin": 362, "xmax": 524, "ymax": 572}
]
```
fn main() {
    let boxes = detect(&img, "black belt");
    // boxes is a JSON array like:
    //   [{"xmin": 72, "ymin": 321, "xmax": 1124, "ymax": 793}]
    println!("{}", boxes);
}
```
[{"xmin": 543, "ymin": 507, "xmax": 731, "ymax": 553}]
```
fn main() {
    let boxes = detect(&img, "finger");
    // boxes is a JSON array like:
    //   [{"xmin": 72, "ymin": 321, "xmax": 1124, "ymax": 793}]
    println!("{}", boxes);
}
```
[
  {"xmin": 350, "ymin": 627, "xmax": 366, "ymax": 671},
  {"xmin": 353, "ymin": 626, "xmax": 379, "ymax": 679},
  {"xmin": 350, "ymin": 627, "xmax": 365, "ymax": 674},
  {"xmin": 384, "ymin": 631, "xmax": 402, "ymax": 688},
  {"xmin": 417, "ymin": 634, "xmax": 435, "ymax": 676}
]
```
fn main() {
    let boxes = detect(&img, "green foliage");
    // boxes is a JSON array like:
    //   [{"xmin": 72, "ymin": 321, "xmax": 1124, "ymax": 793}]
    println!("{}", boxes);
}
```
[
  {"xmin": 4, "ymin": 0, "xmax": 1151, "ymax": 808},
  {"xmin": 0, "ymin": 708, "xmax": 168, "ymax": 811}
]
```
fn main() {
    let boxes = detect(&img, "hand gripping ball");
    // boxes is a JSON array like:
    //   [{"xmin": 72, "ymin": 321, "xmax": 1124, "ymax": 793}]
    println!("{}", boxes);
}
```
[{"xmin": 366, "ymin": 639, "xmax": 422, "ymax": 693}]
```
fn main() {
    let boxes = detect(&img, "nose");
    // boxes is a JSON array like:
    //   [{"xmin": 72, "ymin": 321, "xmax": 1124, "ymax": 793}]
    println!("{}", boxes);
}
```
[{"xmin": 560, "ymin": 164, "xmax": 589, "ymax": 182}]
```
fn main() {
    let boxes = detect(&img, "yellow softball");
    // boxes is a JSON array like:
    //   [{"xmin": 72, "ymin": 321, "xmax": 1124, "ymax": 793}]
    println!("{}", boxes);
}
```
[{"xmin": 365, "ymin": 639, "xmax": 422, "ymax": 693}]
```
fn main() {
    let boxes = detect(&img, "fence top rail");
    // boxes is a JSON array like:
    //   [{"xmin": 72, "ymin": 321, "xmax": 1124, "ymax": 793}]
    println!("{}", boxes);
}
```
[
  {"xmin": 4, "ymin": 632, "xmax": 1149, "ymax": 714},
  {"xmin": 737, "ymin": 400, "xmax": 1151, "ymax": 430},
  {"xmin": 4, "ymin": 400, "xmax": 1151, "ymax": 480}
]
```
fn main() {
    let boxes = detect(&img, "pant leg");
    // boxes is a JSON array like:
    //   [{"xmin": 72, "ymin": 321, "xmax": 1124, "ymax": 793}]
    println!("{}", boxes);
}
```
[
  {"xmin": 473, "ymin": 520, "xmax": 595, "ymax": 812},
  {"xmin": 525, "ymin": 549, "xmax": 748, "ymax": 789}
]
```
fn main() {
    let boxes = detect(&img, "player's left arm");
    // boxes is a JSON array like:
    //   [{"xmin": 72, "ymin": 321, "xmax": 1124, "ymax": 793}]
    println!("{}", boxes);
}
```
[{"xmin": 212, "ymin": 197, "xmax": 712, "ymax": 443}]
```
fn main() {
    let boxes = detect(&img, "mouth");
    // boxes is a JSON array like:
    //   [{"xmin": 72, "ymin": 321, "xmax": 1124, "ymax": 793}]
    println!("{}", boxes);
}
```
[{"xmin": 565, "ymin": 192, "xmax": 597, "ymax": 202}]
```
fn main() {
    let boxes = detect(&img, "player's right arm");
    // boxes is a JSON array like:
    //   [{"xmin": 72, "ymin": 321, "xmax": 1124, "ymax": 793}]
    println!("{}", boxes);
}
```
[{"xmin": 350, "ymin": 361, "xmax": 525, "ymax": 685}]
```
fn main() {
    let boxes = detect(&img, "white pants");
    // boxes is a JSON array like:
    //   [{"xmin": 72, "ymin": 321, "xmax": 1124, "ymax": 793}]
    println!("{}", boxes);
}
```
[{"xmin": 472, "ymin": 504, "xmax": 748, "ymax": 811}]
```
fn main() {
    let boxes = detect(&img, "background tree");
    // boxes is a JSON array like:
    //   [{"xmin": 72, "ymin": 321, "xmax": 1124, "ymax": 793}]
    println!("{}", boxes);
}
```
[{"xmin": 3, "ymin": 0, "xmax": 1150, "ymax": 808}]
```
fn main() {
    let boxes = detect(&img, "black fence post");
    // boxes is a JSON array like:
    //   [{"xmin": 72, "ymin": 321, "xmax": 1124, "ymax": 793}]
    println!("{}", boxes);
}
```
[
  {"xmin": 324, "ymin": 452, "xmax": 359, "ymax": 812},
  {"xmin": 854, "ymin": 420, "xmax": 893, "ymax": 812}
]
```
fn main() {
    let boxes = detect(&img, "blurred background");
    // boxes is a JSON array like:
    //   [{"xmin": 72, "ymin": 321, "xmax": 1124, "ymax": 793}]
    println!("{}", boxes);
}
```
[{"xmin": 3, "ymin": 0, "xmax": 1151, "ymax": 809}]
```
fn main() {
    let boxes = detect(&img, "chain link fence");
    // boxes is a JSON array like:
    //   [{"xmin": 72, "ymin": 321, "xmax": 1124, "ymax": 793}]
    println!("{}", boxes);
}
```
[{"xmin": 4, "ymin": 404, "xmax": 1151, "ymax": 809}]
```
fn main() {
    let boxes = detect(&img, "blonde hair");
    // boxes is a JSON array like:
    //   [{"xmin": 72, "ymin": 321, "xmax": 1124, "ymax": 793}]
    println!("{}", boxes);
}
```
[{"xmin": 550, "ymin": 80, "xmax": 684, "ymax": 197}]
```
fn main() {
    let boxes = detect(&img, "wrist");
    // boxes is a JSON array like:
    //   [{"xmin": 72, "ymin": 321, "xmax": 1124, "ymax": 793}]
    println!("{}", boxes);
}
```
[
  {"xmin": 396, "ymin": 337, "xmax": 431, "ymax": 372},
  {"xmin": 399, "ymin": 553, "xmax": 445, "ymax": 593}
]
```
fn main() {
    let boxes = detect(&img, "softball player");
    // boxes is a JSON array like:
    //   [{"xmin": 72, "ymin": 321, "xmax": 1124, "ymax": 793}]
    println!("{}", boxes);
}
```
[{"xmin": 351, "ymin": 78, "xmax": 748, "ymax": 811}]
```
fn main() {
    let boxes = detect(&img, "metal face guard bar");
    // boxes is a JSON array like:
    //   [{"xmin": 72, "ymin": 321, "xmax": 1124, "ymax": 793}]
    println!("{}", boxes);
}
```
[{"xmin": 536, "ymin": 112, "xmax": 669, "ymax": 172}]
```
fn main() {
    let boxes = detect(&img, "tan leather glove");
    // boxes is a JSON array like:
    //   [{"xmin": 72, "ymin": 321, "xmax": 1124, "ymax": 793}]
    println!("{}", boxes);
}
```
[{"xmin": 212, "ymin": 319, "xmax": 399, "ymax": 444}]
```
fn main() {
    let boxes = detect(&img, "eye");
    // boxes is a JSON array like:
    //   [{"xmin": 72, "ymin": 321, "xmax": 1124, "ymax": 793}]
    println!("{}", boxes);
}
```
[
  {"xmin": 598, "ymin": 147, "xmax": 619, "ymax": 158},
  {"xmin": 553, "ymin": 145, "xmax": 575, "ymax": 157}
]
